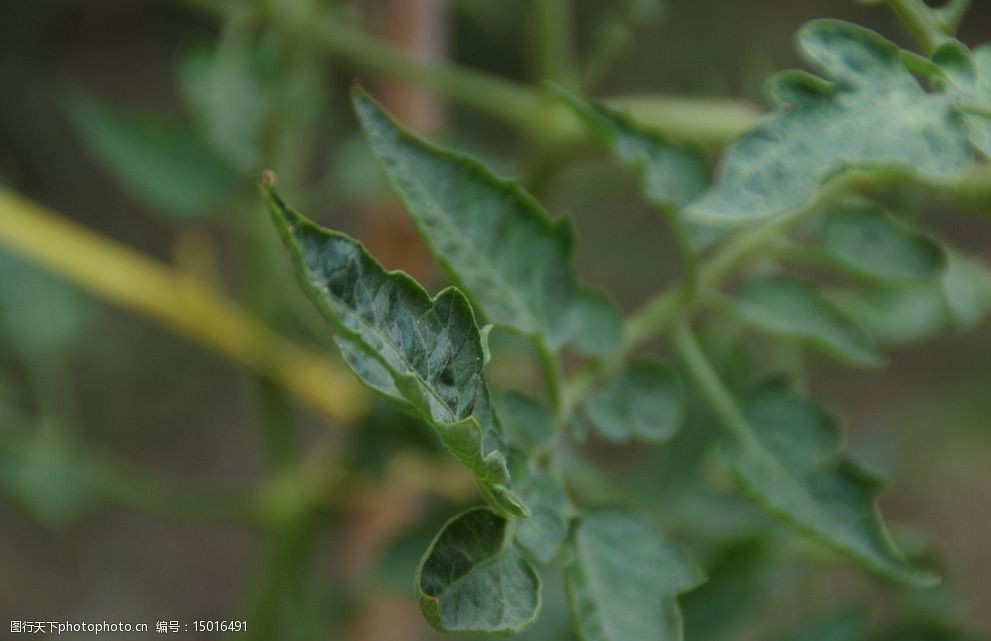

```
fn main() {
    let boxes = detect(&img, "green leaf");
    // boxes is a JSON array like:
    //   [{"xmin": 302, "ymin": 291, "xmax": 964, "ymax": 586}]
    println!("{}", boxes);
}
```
[
  {"xmin": 351, "ymin": 87, "xmax": 623, "ymax": 356},
  {"xmin": 515, "ymin": 470, "xmax": 569, "ymax": 564},
  {"xmin": 178, "ymin": 39, "xmax": 270, "ymax": 172},
  {"xmin": 688, "ymin": 20, "xmax": 972, "ymax": 223},
  {"xmin": 66, "ymin": 92, "xmax": 239, "ymax": 221},
  {"xmin": 0, "ymin": 422, "xmax": 96, "ymax": 527},
  {"xmin": 0, "ymin": 251, "xmax": 92, "ymax": 355},
  {"xmin": 820, "ymin": 201, "xmax": 946, "ymax": 282},
  {"xmin": 263, "ymin": 182, "xmax": 526, "ymax": 517},
  {"xmin": 681, "ymin": 541, "xmax": 770, "ymax": 641},
  {"xmin": 566, "ymin": 285, "xmax": 626, "ymax": 358},
  {"xmin": 828, "ymin": 286, "xmax": 947, "ymax": 346},
  {"xmin": 497, "ymin": 391, "xmax": 556, "ymax": 451},
  {"xmin": 940, "ymin": 246, "xmax": 991, "ymax": 331},
  {"xmin": 554, "ymin": 87, "xmax": 708, "ymax": 210},
  {"xmin": 416, "ymin": 507, "xmax": 541, "ymax": 635},
  {"xmin": 828, "ymin": 246, "xmax": 991, "ymax": 345},
  {"xmin": 725, "ymin": 378, "xmax": 936, "ymax": 585},
  {"xmin": 333, "ymin": 335, "xmax": 415, "ymax": 413},
  {"xmin": 735, "ymin": 275, "xmax": 884, "ymax": 367},
  {"xmin": 933, "ymin": 41, "xmax": 991, "ymax": 158},
  {"xmin": 553, "ymin": 87, "xmax": 721, "ymax": 249},
  {"xmin": 566, "ymin": 509, "xmax": 705, "ymax": 641},
  {"xmin": 585, "ymin": 359, "xmax": 686, "ymax": 443}
]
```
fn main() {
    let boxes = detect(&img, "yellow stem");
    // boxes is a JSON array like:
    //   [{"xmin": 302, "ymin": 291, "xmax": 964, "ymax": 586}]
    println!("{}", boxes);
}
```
[{"xmin": 0, "ymin": 187, "xmax": 369, "ymax": 424}]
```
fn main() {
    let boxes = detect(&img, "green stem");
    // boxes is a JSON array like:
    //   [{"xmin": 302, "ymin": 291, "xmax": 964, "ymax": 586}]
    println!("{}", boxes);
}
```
[
  {"xmin": 532, "ymin": 0, "xmax": 575, "ymax": 83},
  {"xmin": 571, "ymin": 0, "xmax": 665, "ymax": 91},
  {"xmin": 603, "ymin": 96, "xmax": 760, "ymax": 148},
  {"xmin": 255, "ymin": 380, "xmax": 297, "ymax": 471},
  {"xmin": 886, "ymin": 0, "xmax": 946, "ymax": 53},
  {"xmin": 667, "ymin": 212, "xmax": 700, "ymax": 303},
  {"xmin": 240, "ymin": 12, "xmax": 325, "ymax": 637},
  {"xmin": 87, "ymin": 449, "xmax": 259, "ymax": 525},
  {"xmin": 177, "ymin": 0, "xmax": 759, "ymax": 147},
  {"xmin": 672, "ymin": 322, "xmax": 753, "ymax": 443},
  {"xmin": 242, "ymin": 510, "xmax": 321, "ymax": 641},
  {"xmin": 564, "ymin": 178, "xmax": 858, "ymax": 415},
  {"xmin": 625, "ymin": 201, "xmax": 813, "ymax": 350},
  {"xmin": 179, "ymin": 0, "xmax": 538, "ymax": 128},
  {"xmin": 537, "ymin": 340, "xmax": 565, "ymax": 417},
  {"xmin": 622, "ymin": 288, "xmax": 685, "ymax": 352},
  {"xmin": 313, "ymin": 19, "xmax": 537, "ymax": 127},
  {"xmin": 960, "ymin": 102, "xmax": 991, "ymax": 120},
  {"xmin": 949, "ymin": 168, "xmax": 991, "ymax": 214},
  {"xmin": 935, "ymin": 0, "xmax": 971, "ymax": 35}
]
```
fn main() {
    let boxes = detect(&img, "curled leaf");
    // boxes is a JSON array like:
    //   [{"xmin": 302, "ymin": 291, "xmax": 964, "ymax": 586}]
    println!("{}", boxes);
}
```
[
  {"xmin": 263, "ymin": 182, "xmax": 526, "ymax": 517},
  {"xmin": 688, "ymin": 20, "xmax": 972, "ymax": 223},
  {"xmin": 417, "ymin": 507, "xmax": 541, "ymax": 634}
]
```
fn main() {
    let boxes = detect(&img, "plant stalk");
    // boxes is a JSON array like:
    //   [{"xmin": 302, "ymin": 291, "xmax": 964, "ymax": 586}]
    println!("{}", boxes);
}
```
[
  {"xmin": 532, "ymin": 0, "xmax": 575, "ymax": 83},
  {"xmin": 886, "ymin": 0, "xmax": 946, "ymax": 53},
  {"xmin": 672, "ymin": 321, "xmax": 753, "ymax": 443},
  {"xmin": 0, "ymin": 187, "xmax": 369, "ymax": 424}
]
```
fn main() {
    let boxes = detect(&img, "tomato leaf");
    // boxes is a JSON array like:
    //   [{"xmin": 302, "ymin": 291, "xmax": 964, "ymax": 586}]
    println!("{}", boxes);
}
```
[
  {"xmin": 263, "ymin": 182, "xmax": 526, "ymax": 517},
  {"xmin": 688, "ymin": 20, "xmax": 972, "ymax": 223},
  {"xmin": 933, "ymin": 40, "xmax": 991, "ymax": 159},
  {"xmin": 820, "ymin": 201, "xmax": 946, "ymax": 283},
  {"xmin": 735, "ymin": 275, "xmax": 884, "ymax": 367},
  {"xmin": 66, "ymin": 92, "xmax": 239, "ymax": 221},
  {"xmin": 725, "ymin": 379, "xmax": 937, "ymax": 586},
  {"xmin": 352, "ymin": 87, "xmax": 623, "ymax": 356},
  {"xmin": 566, "ymin": 508, "xmax": 705, "ymax": 641},
  {"xmin": 514, "ymin": 470, "xmax": 569, "ymax": 565},
  {"xmin": 585, "ymin": 359, "xmax": 686, "ymax": 443},
  {"xmin": 417, "ymin": 507, "xmax": 541, "ymax": 634}
]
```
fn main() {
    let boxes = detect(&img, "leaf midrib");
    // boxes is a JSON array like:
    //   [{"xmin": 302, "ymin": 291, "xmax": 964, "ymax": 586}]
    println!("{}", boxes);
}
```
[{"xmin": 304, "ymin": 228, "xmax": 467, "ymax": 426}]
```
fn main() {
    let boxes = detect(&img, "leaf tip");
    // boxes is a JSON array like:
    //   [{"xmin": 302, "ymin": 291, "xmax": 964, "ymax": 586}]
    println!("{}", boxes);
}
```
[
  {"xmin": 259, "ymin": 169, "xmax": 277, "ymax": 189},
  {"xmin": 349, "ymin": 83, "xmax": 379, "ymax": 119}
]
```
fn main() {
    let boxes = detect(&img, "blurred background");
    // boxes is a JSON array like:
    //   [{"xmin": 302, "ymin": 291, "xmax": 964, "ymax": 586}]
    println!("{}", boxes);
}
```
[{"xmin": 1, "ymin": 0, "xmax": 989, "ymax": 639}]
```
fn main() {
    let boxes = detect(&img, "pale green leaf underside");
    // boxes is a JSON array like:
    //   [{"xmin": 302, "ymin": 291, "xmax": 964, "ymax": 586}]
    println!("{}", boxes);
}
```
[
  {"xmin": 417, "ymin": 507, "xmax": 541, "ymax": 634},
  {"xmin": 970, "ymin": 45, "xmax": 991, "ymax": 157},
  {"xmin": 514, "ymin": 470, "xmax": 569, "ymax": 565},
  {"xmin": 933, "ymin": 41, "xmax": 991, "ymax": 158},
  {"xmin": 352, "ymin": 88, "xmax": 622, "ymax": 356},
  {"xmin": 567, "ymin": 285, "xmax": 626, "ymax": 358},
  {"xmin": 688, "ymin": 20, "xmax": 972, "ymax": 223},
  {"xmin": 736, "ymin": 275, "xmax": 883, "ymax": 367},
  {"xmin": 725, "ymin": 379, "xmax": 936, "ymax": 586},
  {"xmin": 67, "ymin": 92, "xmax": 238, "ymax": 220},
  {"xmin": 566, "ymin": 509, "xmax": 705, "ymax": 641},
  {"xmin": 554, "ymin": 87, "xmax": 709, "ymax": 210},
  {"xmin": 263, "ymin": 183, "xmax": 526, "ymax": 517},
  {"xmin": 585, "ymin": 360, "xmax": 686, "ymax": 443},
  {"xmin": 554, "ymin": 87, "xmax": 722, "ymax": 249},
  {"xmin": 821, "ymin": 201, "xmax": 946, "ymax": 282},
  {"xmin": 827, "ymin": 286, "xmax": 948, "ymax": 346},
  {"xmin": 940, "ymin": 249, "xmax": 991, "ymax": 331},
  {"xmin": 497, "ymin": 391, "xmax": 555, "ymax": 452},
  {"xmin": 828, "ymin": 246, "xmax": 991, "ymax": 346}
]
